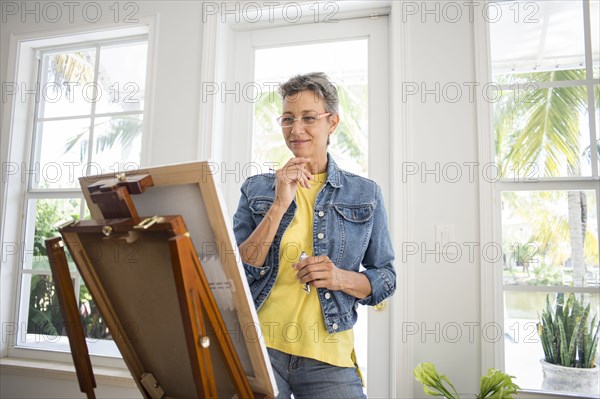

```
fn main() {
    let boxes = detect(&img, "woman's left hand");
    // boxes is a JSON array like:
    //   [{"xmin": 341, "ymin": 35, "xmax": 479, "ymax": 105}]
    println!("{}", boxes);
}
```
[
  {"xmin": 293, "ymin": 255, "xmax": 346, "ymax": 291},
  {"xmin": 294, "ymin": 255, "xmax": 373, "ymax": 299}
]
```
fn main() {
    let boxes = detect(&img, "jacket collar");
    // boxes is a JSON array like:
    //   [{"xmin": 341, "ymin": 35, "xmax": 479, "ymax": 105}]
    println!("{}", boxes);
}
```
[{"xmin": 325, "ymin": 153, "xmax": 342, "ymax": 188}]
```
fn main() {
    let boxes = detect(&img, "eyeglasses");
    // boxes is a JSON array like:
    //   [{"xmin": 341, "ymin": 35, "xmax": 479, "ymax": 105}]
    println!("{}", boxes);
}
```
[{"xmin": 276, "ymin": 111, "xmax": 332, "ymax": 127}]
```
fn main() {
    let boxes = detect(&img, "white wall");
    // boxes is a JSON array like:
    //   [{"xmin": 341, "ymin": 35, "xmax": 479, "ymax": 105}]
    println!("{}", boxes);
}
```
[
  {"xmin": 1, "ymin": 367, "xmax": 140, "ymax": 398},
  {"xmin": 400, "ymin": 6, "xmax": 482, "ymax": 398}
]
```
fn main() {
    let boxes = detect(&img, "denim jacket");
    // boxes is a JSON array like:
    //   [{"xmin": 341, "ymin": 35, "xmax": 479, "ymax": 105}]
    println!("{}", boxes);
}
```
[{"xmin": 233, "ymin": 154, "xmax": 396, "ymax": 334}]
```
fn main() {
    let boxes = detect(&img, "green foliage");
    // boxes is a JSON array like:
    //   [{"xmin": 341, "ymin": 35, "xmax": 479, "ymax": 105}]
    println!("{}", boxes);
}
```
[
  {"xmin": 27, "ymin": 275, "xmax": 63, "ymax": 336},
  {"xmin": 414, "ymin": 362, "xmax": 520, "ymax": 399},
  {"xmin": 79, "ymin": 284, "xmax": 111, "ymax": 340},
  {"xmin": 476, "ymin": 369, "xmax": 520, "ymax": 399},
  {"xmin": 33, "ymin": 199, "xmax": 81, "ymax": 258},
  {"xmin": 33, "ymin": 200, "xmax": 60, "ymax": 257},
  {"xmin": 538, "ymin": 293, "xmax": 600, "ymax": 368},
  {"xmin": 29, "ymin": 199, "xmax": 109, "ymax": 340},
  {"xmin": 414, "ymin": 362, "xmax": 460, "ymax": 399},
  {"xmin": 496, "ymin": 69, "xmax": 591, "ymax": 178},
  {"xmin": 497, "ymin": 69, "xmax": 598, "ymax": 289},
  {"xmin": 49, "ymin": 52, "xmax": 95, "ymax": 87},
  {"xmin": 530, "ymin": 263, "xmax": 563, "ymax": 286},
  {"xmin": 331, "ymin": 84, "xmax": 367, "ymax": 171}
]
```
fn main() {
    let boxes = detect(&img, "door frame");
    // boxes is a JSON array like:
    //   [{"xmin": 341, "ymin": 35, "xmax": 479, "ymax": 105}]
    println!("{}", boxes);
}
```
[{"xmin": 197, "ymin": 3, "xmax": 412, "ymax": 397}]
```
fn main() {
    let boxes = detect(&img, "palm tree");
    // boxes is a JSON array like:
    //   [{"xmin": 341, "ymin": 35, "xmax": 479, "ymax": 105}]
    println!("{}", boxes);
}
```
[
  {"xmin": 63, "ymin": 116, "xmax": 142, "ymax": 162},
  {"xmin": 51, "ymin": 52, "xmax": 142, "ymax": 163},
  {"xmin": 497, "ymin": 69, "xmax": 600, "ymax": 287}
]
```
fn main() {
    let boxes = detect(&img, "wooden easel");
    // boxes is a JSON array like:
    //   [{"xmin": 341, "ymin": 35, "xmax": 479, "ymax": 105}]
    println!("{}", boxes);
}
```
[{"xmin": 46, "ymin": 174, "xmax": 255, "ymax": 398}]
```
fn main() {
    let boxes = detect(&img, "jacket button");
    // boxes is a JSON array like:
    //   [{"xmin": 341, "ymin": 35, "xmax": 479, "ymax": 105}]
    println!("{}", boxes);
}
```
[
  {"xmin": 325, "ymin": 292, "xmax": 331, "ymax": 299},
  {"xmin": 318, "ymin": 211, "xmax": 325, "ymax": 217},
  {"xmin": 332, "ymin": 323, "xmax": 338, "ymax": 330},
  {"xmin": 317, "ymin": 233, "xmax": 324, "ymax": 239},
  {"xmin": 259, "ymin": 269, "xmax": 266, "ymax": 276}
]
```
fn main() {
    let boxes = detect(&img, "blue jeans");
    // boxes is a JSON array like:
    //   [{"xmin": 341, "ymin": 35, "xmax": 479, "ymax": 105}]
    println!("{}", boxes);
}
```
[{"xmin": 267, "ymin": 348, "xmax": 366, "ymax": 399}]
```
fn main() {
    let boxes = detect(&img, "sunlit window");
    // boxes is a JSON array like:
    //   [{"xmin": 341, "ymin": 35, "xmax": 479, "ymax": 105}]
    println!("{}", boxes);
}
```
[
  {"xmin": 490, "ymin": 1, "xmax": 599, "ymax": 395},
  {"xmin": 18, "ymin": 37, "xmax": 148, "ymax": 356}
]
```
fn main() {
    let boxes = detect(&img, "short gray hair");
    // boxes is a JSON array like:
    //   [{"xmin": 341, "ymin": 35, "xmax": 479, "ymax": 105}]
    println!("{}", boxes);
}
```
[{"xmin": 278, "ymin": 72, "xmax": 339, "ymax": 114}]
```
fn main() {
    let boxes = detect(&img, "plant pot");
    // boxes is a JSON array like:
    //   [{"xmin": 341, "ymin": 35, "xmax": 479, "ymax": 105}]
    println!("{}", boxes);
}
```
[{"xmin": 540, "ymin": 359, "xmax": 600, "ymax": 397}]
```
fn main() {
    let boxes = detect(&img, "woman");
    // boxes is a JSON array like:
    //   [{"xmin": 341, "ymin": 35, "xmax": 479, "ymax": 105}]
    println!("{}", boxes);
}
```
[{"xmin": 233, "ymin": 72, "xmax": 395, "ymax": 398}]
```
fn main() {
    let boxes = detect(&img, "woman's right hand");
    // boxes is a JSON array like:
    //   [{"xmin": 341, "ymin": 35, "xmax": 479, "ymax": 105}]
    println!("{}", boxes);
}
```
[{"xmin": 274, "ymin": 157, "xmax": 313, "ymax": 209}]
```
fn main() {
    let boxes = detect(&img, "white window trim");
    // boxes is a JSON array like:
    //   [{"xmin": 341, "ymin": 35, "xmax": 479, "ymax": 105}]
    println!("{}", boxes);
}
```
[
  {"xmin": 389, "ymin": 3, "xmax": 414, "ymax": 398},
  {"xmin": 474, "ymin": 0, "xmax": 600, "ymax": 396},
  {"xmin": 197, "ymin": 2, "xmax": 412, "ymax": 397},
  {"xmin": 0, "ymin": 17, "xmax": 158, "ymax": 376}
]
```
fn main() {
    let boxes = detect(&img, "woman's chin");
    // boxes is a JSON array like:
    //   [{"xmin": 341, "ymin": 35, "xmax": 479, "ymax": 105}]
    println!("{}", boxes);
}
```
[{"xmin": 289, "ymin": 148, "xmax": 311, "ymax": 159}]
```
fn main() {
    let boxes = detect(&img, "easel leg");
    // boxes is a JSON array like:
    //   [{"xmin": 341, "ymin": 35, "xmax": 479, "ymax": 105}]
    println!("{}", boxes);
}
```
[
  {"xmin": 170, "ymin": 235, "xmax": 254, "ymax": 399},
  {"xmin": 46, "ymin": 237, "xmax": 97, "ymax": 399}
]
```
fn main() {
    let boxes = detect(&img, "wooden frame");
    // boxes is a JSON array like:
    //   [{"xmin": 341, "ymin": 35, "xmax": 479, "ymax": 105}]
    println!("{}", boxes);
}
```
[
  {"xmin": 56, "ymin": 216, "xmax": 258, "ymax": 398},
  {"xmin": 45, "ymin": 237, "xmax": 97, "ymax": 398},
  {"xmin": 78, "ymin": 162, "xmax": 276, "ymax": 397}
]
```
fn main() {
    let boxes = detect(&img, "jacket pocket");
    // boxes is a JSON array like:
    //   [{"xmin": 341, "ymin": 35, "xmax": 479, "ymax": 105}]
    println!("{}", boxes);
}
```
[
  {"xmin": 249, "ymin": 198, "xmax": 273, "ymax": 215},
  {"xmin": 332, "ymin": 204, "xmax": 374, "ymax": 267},
  {"xmin": 333, "ymin": 204, "xmax": 374, "ymax": 223},
  {"xmin": 249, "ymin": 198, "xmax": 273, "ymax": 224}
]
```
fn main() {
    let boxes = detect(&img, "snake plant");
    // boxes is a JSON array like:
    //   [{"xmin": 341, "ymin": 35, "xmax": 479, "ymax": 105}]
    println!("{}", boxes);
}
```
[{"xmin": 538, "ymin": 292, "xmax": 600, "ymax": 368}]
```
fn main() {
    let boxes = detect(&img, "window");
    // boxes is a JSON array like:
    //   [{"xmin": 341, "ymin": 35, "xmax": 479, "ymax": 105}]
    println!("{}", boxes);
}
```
[
  {"xmin": 12, "ymin": 34, "xmax": 148, "ymax": 358},
  {"xmin": 489, "ymin": 0, "xmax": 599, "ymax": 395}
]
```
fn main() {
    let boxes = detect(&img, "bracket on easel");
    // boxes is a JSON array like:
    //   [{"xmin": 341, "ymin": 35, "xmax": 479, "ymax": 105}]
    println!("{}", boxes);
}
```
[{"xmin": 87, "ymin": 173, "xmax": 153, "ymax": 219}]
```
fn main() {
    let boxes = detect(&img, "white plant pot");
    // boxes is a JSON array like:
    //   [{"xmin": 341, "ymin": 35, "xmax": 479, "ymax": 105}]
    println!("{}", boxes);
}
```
[{"xmin": 540, "ymin": 359, "xmax": 600, "ymax": 397}]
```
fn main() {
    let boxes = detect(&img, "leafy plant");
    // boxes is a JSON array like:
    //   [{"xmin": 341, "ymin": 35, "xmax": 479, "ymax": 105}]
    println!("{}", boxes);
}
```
[
  {"xmin": 27, "ymin": 275, "xmax": 63, "ymax": 336},
  {"xmin": 414, "ymin": 362, "xmax": 520, "ymax": 399},
  {"xmin": 414, "ymin": 363, "xmax": 460, "ymax": 399},
  {"xmin": 538, "ymin": 292, "xmax": 600, "ymax": 368}
]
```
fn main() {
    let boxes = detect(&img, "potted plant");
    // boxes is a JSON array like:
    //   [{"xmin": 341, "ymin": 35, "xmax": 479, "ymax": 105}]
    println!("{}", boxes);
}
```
[
  {"xmin": 414, "ymin": 362, "xmax": 520, "ymax": 399},
  {"xmin": 538, "ymin": 292, "xmax": 600, "ymax": 396}
]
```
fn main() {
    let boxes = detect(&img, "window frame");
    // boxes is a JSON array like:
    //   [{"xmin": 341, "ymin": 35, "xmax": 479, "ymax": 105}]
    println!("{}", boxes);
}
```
[
  {"xmin": 1, "ymin": 22, "xmax": 156, "ymax": 370},
  {"xmin": 475, "ymin": 0, "xmax": 600, "ymax": 394}
]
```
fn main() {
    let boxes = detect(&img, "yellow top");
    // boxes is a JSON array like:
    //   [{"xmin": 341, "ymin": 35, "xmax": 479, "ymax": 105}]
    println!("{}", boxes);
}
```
[{"xmin": 258, "ymin": 172, "xmax": 354, "ymax": 367}]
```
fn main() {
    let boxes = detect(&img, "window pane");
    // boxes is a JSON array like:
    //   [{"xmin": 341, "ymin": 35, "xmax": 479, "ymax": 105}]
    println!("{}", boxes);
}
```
[
  {"xmin": 79, "ymin": 281, "xmax": 119, "ymax": 356},
  {"xmin": 504, "ymin": 291, "xmax": 600, "ymax": 394},
  {"xmin": 252, "ymin": 39, "xmax": 368, "ymax": 176},
  {"xmin": 41, "ymin": 50, "xmax": 96, "ymax": 119},
  {"xmin": 78, "ymin": 283, "xmax": 112, "ymax": 341},
  {"xmin": 501, "ymin": 191, "xmax": 599, "ymax": 287},
  {"xmin": 494, "ymin": 86, "xmax": 592, "ymax": 178},
  {"xmin": 591, "ymin": 0, "xmax": 599, "ymax": 79},
  {"xmin": 90, "ymin": 115, "xmax": 143, "ymax": 174},
  {"xmin": 24, "ymin": 274, "xmax": 65, "ymax": 338},
  {"xmin": 18, "ymin": 274, "xmax": 118, "ymax": 355},
  {"xmin": 490, "ymin": 1, "xmax": 586, "ymax": 82},
  {"xmin": 594, "ymin": 90, "xmax": 600, "ymax": 176},
  {"xmin": 24, "ymin": 198, "xmax": 82, "ymax": 271},
  {"xmin": 32, "ymin": 119, "xmax": 91, "ymax": 189},
  {"xmin": 95, "ymin": 42, "xmax": 148, "ymax": 114}
]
